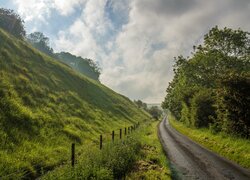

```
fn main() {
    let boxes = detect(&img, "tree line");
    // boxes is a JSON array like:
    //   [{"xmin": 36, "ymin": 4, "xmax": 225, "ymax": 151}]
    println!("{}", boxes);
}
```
[
  {"xmin": 0, "ymin": 8, "xmax": 101, "ymax": 81},
  {"xmin": 134, "ymin": 100, "xmax": 162, "ymax": 120},
  {"xmin": 162, "ymin": 26, "xmax": 250, "ymax": 138}
]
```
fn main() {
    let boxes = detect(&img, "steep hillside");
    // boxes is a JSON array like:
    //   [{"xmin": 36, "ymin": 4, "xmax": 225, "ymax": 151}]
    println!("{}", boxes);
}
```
[{"xmin": 0, "ymin": 29, "xmax": 149, "ymax": 176}]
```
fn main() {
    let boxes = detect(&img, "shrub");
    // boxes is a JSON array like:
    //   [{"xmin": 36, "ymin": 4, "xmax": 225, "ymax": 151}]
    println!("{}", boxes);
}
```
[
  {"xmin": 190, "ymin": 89, "xmax": 216, "ymax": 128},
  {"xmin": 180, "ymin": 102, "xmax": 191, "ymax": 126},
  {"xmin": 216, "ymin": 74, "xmax": 250, "ymax": 138}
]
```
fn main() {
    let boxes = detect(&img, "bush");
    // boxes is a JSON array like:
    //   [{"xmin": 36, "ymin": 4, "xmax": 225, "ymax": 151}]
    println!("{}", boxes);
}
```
[
  {"xmin": 180, "ymin": 102, "xmax": 191, "ymax": 126},
  {"xmin": 190, "ymin": 89, "xmax": 216, "ymax": 128},
  {"xmin": 216, "ymin": 74, "xmax": 250, "ymax": 138}
]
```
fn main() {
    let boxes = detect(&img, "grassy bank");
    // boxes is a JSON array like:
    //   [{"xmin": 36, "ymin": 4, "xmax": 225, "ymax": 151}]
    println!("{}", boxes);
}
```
[
  {"xmin": 41, "ymin": 120, "xmax": 171, "ymax": 179},
  {"xmin": 168, "ymin": 114, "xmax": 250, "ymax": 169},
  {"xmin": 0, "ymin": 28, "xmax": 149, "ymax": 178}
]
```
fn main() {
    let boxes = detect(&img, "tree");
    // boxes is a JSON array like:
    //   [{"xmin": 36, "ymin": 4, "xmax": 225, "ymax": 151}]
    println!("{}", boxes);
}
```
[
  {"xmin": 162, "ymin": 26, "xmax": 250, "ymax": 137},
  {"xmin": 56, "ymin": 52, "xmax": 101, "ymax": 81},
  {"xmin": 0, "ymin": 8, "xmax": 26, "ymax": 39},
  {"xmin": 27, "ymin": 32, "xmax": 54, "ymax": 57},
  {"xmin": 198, "ymin": 26, "xmax": 250, "ymax": 58},
  {"xmin": 148, "ymin": 106, "xmax": 162, "ymax": 120},
  {"xmin": 134, "ymin": 100, "xmax": 147, "ymax": 111}
]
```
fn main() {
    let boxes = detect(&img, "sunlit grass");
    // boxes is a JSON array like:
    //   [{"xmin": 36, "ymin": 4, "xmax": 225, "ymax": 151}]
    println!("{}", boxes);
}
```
[
  {"xmin": 127, "ymin": 120, "xmax": 171, "ymax": 179},
  {"xmin": 41, "ymin": 120, "xmax": 171, "ymax": 179},
  {"xmin": 0, "ymin": 28, "xmax": 150, "ymax": 178},
  {"xmin": 169, "ymin": 114, "xmax": 250, "ymax": 169}
]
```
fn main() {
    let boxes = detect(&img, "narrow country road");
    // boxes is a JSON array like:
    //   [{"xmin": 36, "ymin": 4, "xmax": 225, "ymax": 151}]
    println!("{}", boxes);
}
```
[{"xmin": 158, "ymin": 117, "xmax": 250, "ymax": 180}]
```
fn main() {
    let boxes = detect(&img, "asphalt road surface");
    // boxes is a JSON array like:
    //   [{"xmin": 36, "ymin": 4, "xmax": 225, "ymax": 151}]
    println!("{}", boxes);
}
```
[{"xmin": 158, "ymin": 117, "xmax": 250, "ymax": 180}]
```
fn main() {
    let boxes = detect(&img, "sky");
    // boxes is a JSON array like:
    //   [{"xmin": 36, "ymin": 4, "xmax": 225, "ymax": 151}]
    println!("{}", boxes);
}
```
[{"xmin": 0, "ymin": 0, "xmax": 250, "ymax": 103}]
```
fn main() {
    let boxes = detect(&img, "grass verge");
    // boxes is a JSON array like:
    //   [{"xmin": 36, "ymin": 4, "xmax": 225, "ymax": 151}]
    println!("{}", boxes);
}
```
[
  {"xmin": 41, "ymin": 120, "xmax": 171, "ymax": 179},
  {"xmin": 168, "ymin": 114, "xmax": 250, "ymax": 169},
  {"xmin": 127, "ymin": 120, "xmax": 171, "ymax": 179}
]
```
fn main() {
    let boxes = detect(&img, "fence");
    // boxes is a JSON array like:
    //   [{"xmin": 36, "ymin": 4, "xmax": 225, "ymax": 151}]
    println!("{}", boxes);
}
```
[
  {"xmin": 0, "ymin": 122, "xmax": 141, "ymax": 179},
  {"xmin": 71, "ymin": 122, "xmax": 140, "ymax": 167}
]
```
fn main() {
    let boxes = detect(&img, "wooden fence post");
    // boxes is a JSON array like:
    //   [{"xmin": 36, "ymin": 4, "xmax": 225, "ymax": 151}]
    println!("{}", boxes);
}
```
[
  {"xmin": 125, "ymin": 127, "xmax": 127, "ymax": 135},
  {"xmin": 100, "ymin": 135, "xmax": 103, "ymax": 150},
  {"xmin": 120, "ymin": 129, "xmax": 122, "ymax": 139},
  {"xmin": 112, "ymin": 131, "xmax": 115, "ymax": 142},
  {"xmin": 71, "ymin": 143, "xmax": 75, "ymax": 167}
]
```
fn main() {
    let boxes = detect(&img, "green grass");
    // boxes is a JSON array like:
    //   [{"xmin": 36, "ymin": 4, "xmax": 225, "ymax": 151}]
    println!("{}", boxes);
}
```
[
  {"xmin": 168, "ymin": 114, "xmax": 250, "ymax": 169},
  {"xmin": 41, "ymin": 120, "xmax": 171, "ymax": 179},
  {"xmin": 127, "ymin": 120, "xmax": 171, "ymax": 179},
  {"xmin": 0, "ymin": 28, "xmax": 150, "ymax": 178}
]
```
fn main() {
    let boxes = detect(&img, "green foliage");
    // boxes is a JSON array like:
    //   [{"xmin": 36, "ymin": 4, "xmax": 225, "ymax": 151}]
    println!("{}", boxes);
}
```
[
  {"xmin": 190, "ymin": 89, "xmax": 216, "ymax": 128},
  {"xmin": 42, "ymin": 120, "xmax": 171, "ymax": 180},
  {"xmin": 27, "ymin": 32, "xmax": 55, "ymax": 58},
  {"xmin": 134, "ymin": 99, "xmax": 148, "ymax": 111},
  {"xmin": 56, "ymin": 52, "xmax": 101, "ymax": 81},
  {"xmin": 134, "ymin": 100, "xmax": 162, "ymax": 119},
  {"xmin": 216, "ymin": 73, "xmax": 250, "ymax": 138},
  {"xmin": 42, "ymin": 135, "xmax": 141, "ymax": 179},
  {"xmin": 147, "ymin": 106, "xmax": 162, "ymax": 120},
  {"xmin": 0, "ymin": 8, "xmax": 25, "ymax": 39},
  {"xmin": 180, "ymin": 102, "xmax": 191, "ymax": 126},
  {"xmin": 162, "ymin": 26, "xmax": 250, "ymax": 138},
  {"xmin": 0, "ymin": 28, "xmax": 149, "ymax": 178}
]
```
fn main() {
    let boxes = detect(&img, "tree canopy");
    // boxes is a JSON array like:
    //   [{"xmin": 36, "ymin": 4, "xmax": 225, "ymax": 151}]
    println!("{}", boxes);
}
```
[
  {"xmin": 27, "ymin": 32, "xmax": 55, "ymax": 57},
  {"xmin": 162, "ymin": 26, "xmax": 250, "ymax": 138},
  {"xmin": 56, "ymin": 52, "xmax": 101, "ymax": 81},
  {"xmin": 0, "ymin": 8, "xmax": 26, "ymax": 39}
]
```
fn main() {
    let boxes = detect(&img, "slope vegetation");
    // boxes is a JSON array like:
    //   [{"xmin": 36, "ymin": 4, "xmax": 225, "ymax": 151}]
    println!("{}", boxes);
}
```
[{"xmin": 0, "ymin": 29, "xmax": 149, "ymax": 177}]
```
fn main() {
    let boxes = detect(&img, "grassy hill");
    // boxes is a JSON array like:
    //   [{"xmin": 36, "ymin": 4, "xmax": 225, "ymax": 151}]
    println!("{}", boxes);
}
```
[{"xmin": 0, "ymin": 29, "xmax": 149, "ymax": 177}]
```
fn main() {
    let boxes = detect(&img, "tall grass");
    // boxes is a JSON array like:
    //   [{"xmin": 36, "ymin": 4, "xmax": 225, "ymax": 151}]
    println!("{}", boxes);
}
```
[{"xmin": 42, "ymin": 120, "xmax": 171, "ymax": 179}]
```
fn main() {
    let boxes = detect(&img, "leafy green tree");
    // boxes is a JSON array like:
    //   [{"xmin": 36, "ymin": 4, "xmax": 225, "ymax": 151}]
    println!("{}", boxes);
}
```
[
  {"xmin": 56, "ymin": 52, "xmax": 101, "ymax": 81},
  {"xmin": 27, "ymin": 32, "xmax": 55, "ymax": 57},
  {"xmin": 162, "ymin": 26, "xmax": 250, "ymax": 137},
  {"xmin": 148, "ymin": 106, "xmax": 162, "ymax": 120},
  {"xmin": 199, "ymin": 26, "xmax": 250, "ymax": 58},
  {"xmin": 134, "ymin": 100, "xmax": 147, "ymax": 110},
  {"xmin": 0, "ymin": 8, "xmax": 25, "ymax": 39}
]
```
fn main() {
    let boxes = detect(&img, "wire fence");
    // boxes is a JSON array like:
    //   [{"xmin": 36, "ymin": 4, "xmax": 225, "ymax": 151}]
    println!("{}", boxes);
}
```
[{"xmin": 0, "ymin": 121, "xmax": 142, "ymax": 179}]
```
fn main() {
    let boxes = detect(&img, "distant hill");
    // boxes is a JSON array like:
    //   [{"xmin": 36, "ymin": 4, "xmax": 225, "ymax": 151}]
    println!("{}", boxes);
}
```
[
  {"xmin": 55, "ymin": 52, "xmax": 100, "ymax": 81},
  {"xmin": 0, "ymin": 28, "xmax": 149, "ymax": 177}
]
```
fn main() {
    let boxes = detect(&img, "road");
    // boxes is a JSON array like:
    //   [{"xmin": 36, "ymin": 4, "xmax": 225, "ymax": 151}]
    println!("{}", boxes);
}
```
[{"xmin": 158, "ymin": 117, "xmax": 250, "ymax": 180}]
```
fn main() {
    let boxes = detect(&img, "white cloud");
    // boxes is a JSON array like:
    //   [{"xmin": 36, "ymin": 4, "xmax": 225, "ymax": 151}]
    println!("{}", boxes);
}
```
[
  {"xmin": 100, "ymin": 0, "xmax": 250, "ymax": 103},
  {"xmin": 53, "ymin": 0, "xmax": 85, "ymax": 16},
  {"xmin": 10, "ymin": 0, "xmax": 250, "ymax": 103},
  {"xmin": 13, "ymin": 0, "xmax": 86, "ymax": 22}
]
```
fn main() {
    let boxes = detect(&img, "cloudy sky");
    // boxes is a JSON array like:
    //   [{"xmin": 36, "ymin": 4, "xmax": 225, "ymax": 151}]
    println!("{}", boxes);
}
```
[{"xmin": 1, "ymin": 0, "xmax": 249, "ymax": 103}]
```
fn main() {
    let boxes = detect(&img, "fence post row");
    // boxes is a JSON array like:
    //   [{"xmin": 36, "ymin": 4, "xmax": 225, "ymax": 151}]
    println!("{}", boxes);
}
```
[
  {"xmin": 71, "ymin": 123, "xmax": 141, "ymax": 168},
  {"xmin": 97, "ymin": 123, "xmax": 139, "ymax": 152},
  {"xmin": 71, "ymin": 143, "xmax": 75, "ymax": 167}
]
